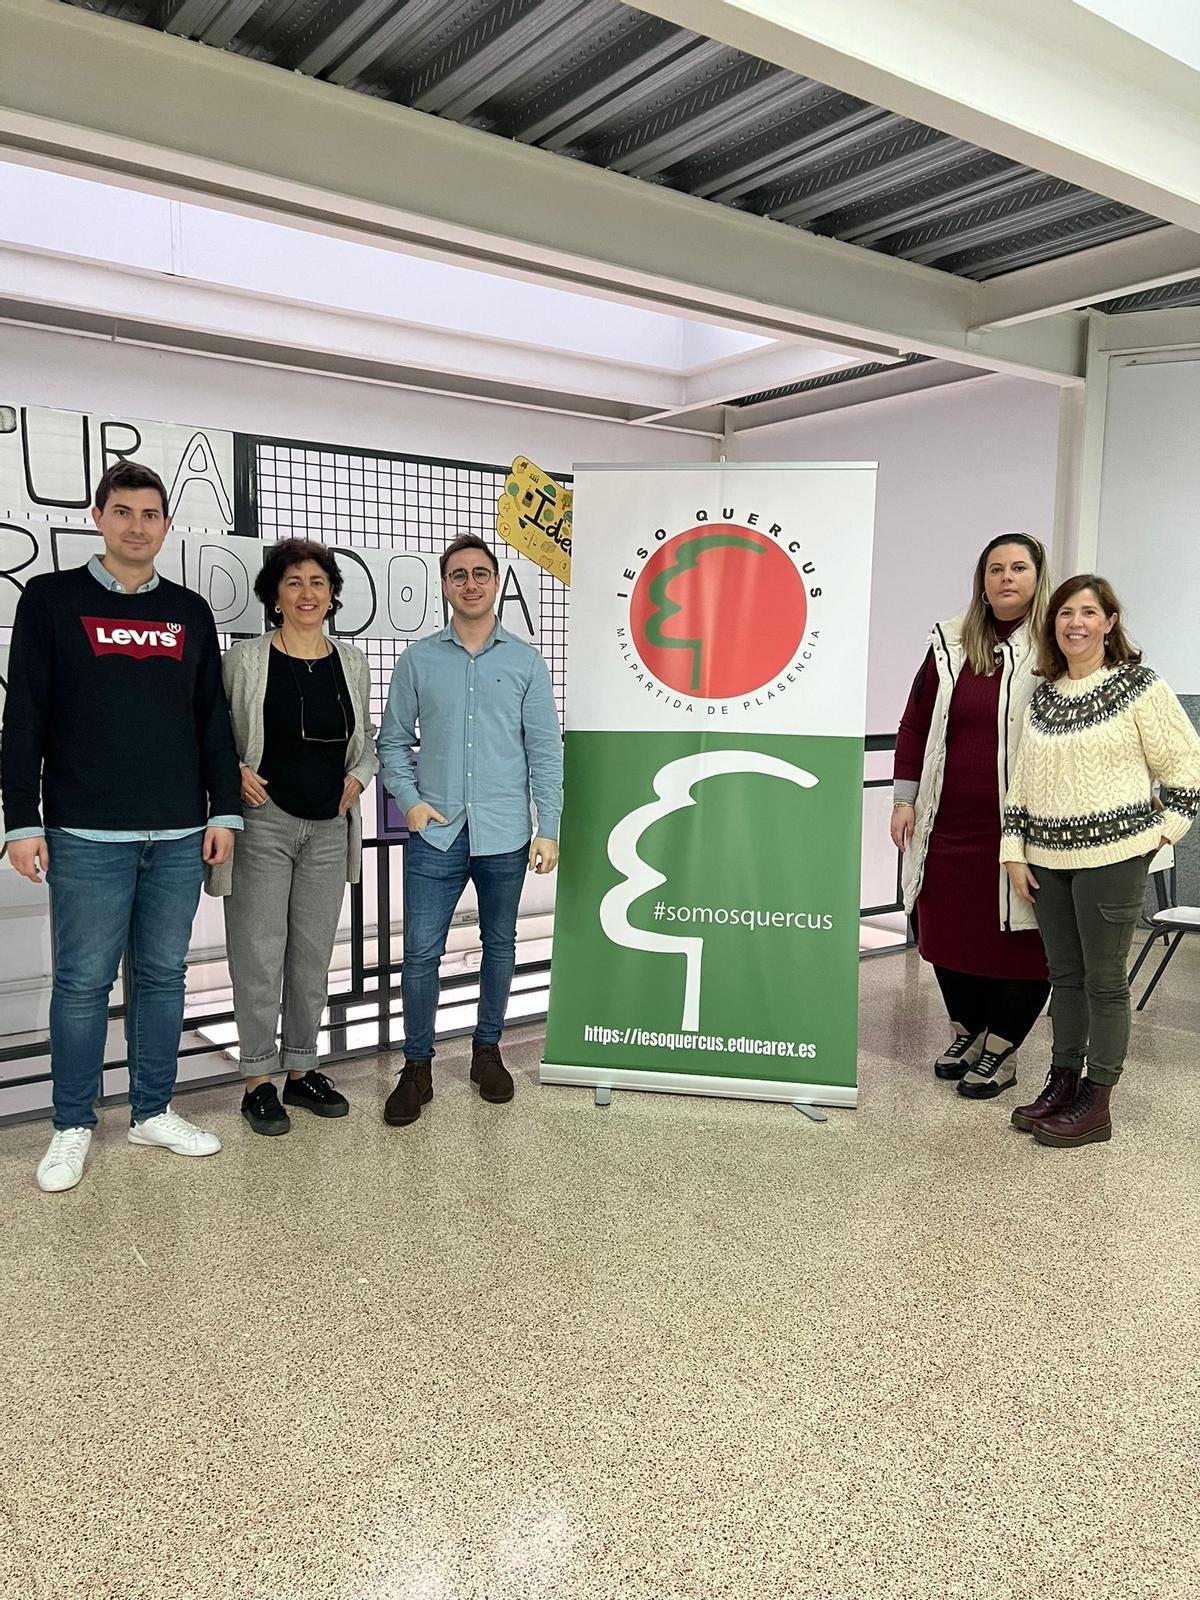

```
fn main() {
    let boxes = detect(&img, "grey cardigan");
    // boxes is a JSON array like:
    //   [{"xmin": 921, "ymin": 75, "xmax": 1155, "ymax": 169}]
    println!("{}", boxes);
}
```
[{"xmin": 206, "ymin": 633, "xmax": 378, "ymax": 897}]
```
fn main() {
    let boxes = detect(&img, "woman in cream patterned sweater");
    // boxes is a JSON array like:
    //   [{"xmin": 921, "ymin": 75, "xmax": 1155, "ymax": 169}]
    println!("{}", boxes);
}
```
[{"xmin": 1001, "ymin": 575, "xmax": 1200, "ymax": 1148}]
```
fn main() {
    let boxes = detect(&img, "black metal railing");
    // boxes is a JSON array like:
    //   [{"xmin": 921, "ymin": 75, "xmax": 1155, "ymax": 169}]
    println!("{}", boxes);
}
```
[{"xmin": 862, "ymin": 732, "xmax": 906, "ymax": 920}]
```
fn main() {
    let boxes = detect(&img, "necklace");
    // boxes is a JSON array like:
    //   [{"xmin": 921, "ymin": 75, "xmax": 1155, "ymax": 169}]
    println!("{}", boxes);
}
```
[{"xmin": 278, "ymin": 631, "xmax": 331, "ymax": 674}]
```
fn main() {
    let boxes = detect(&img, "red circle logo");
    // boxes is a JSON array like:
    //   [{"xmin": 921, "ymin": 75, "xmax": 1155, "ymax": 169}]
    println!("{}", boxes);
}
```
[{"xmin": 629, "ymin": 524, "xmax": 808, "ymax": 698}]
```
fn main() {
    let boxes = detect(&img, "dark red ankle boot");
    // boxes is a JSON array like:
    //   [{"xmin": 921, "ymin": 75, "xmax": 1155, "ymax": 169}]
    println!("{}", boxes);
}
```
[
  {"xmin": 1011, "ymin": 1066, "xmax": 1081, "ymax": 1133},
  {"xmin": 1033, "ymin": 1077, "xmax": 1113, "ymax": 1147}
]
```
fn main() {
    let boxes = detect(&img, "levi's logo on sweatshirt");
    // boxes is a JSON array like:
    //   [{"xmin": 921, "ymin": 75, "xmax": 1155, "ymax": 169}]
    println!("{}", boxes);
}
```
[{"xmin": 81, "ymin": 617, "xmax": 187, "ymax": 661}]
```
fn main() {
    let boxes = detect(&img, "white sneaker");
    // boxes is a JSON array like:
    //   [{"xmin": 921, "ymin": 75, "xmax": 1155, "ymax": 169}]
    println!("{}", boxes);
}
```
[
  {"xmin": 128, "ymin": 1107, "xmax": 221, "ymax": 1158},
  {"xmin": 36, "ymin": 1127, "xmax": 93, "ymax": 1192}
]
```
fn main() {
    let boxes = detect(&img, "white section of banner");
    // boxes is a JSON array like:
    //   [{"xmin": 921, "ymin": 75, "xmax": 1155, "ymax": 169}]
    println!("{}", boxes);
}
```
[
  {"xmin": 0, "ymin": 524, "xmax": 541, "ymax": 642},
  {"xmin": 0, "ymin": 406, "xmax": 236, "ymax": 530},
  {"xmin": 565, "ymin": 462, "xmax": 876, "ymax": 738},
  {"xmin": 0, "ymin": 404, "xmax": 541, "ymax": 642}
]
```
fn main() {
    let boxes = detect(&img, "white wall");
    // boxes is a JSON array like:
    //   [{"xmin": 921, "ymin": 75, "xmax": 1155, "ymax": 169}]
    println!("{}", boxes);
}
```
[
  {"xmin": 736, "ymin": 374, "xmax": 1065, "ymax": 736},
  {"xmin": 1095, "ymin": 355, "xmax": 1200, "ymax": 696}
]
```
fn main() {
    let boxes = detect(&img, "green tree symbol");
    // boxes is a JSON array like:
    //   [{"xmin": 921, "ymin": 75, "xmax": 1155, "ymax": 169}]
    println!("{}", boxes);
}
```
[{"xmin": 644, "ymin": 532, "xmax": 763, "ymax": 691}]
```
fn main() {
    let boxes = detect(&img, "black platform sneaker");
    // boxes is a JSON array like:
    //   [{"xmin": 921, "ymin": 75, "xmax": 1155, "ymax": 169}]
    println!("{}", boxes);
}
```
[
  {"xmin": 282, "ymin": 1070, "xmax": 349, "ymax": 1118},
  {"xmin": 241, "ymin": 1082, "xmax": 291, "ymax": 1136}
]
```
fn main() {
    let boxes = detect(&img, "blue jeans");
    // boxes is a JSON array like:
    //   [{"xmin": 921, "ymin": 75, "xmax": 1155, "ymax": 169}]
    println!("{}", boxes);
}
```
[
  {"xmin": 46, "ymin": 831, "xmax": 205, "ymax": 1130},
  {"xmin": 401, "ymin": 827, "xmax": 528, "ymax": 1062}
]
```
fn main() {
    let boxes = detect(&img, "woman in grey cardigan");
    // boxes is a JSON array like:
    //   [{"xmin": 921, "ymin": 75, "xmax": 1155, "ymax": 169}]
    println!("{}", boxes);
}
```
[{"xmin": 212, "ymin": 539, "xmax": 377, "ymax": 1135}]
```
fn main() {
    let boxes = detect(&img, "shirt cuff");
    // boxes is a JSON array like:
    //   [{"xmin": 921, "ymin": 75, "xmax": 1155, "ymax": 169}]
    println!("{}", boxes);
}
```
[
  {"xmin": 4, "ymin": 826, "xmax": 44, "ymax": 843},
  {"xmin": 892, "ymin": 781, "xmax": 918, "ymax": 805},
  {"xmin": 207, "ymin": 815, "xmax": 244, "ymax": 832},
  {"xmin": 386, "ymin": 779, "xmax": 422, "ymax": 815}
]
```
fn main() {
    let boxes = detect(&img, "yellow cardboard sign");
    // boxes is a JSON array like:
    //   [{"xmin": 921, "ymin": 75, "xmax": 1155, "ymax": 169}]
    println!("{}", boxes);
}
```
[{"xmin": 497, "ymin": 457, "xmax": 571, "ymax": 586}]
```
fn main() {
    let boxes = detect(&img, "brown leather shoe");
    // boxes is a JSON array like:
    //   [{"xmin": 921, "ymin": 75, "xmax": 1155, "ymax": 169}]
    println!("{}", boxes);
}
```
[
  {"xmin": 1034, "ymin": 1077, "xmax": 1113, "ymax": 1146},
  {"xmin": 470, "ymin": 1042, "xmax": 514, "ymax": 1104},
  {"xmin": 1011, "ymin": 1066, "xmax": 1081, "ymax": 1132},
  {"xmin": 384, "ymin": 1060, "xmax": 432, "ymax": 1126}
]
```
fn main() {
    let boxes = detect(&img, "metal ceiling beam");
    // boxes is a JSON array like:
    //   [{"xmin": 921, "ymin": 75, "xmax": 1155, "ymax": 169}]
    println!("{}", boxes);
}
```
[
  {"xmin": 541, "ymin": 37, "xmax": 728, "ymax": 153},
  {"xmin": 503, "ymin": 13, "xmax": 685, "ymax": 143},
  {"xmin": 327, "ymin": 0, "xmax": 448, "ymax": 88},
  {"xmin": 294, "ymin": 0, "xmax": 400, "ymax": 78},
  {"xmin": 837, "ymin": 161, "xmax": 1039, "ymax": 248},
  {"xmin": 896, "ymin": 185, "xmax": 1120, "ymax": 267},
  {"xmin": 732, "ymin": 357, "xmax": 984, "ymax": 434},
  {"xmin": 606, "ymin": 68, "xmax": 800, "ymax": 180},
  {"xmin": 161, "ymin": 0, "xmax": 225, "ymax": 38},
  {"xmin": 633, "ymin": 0, "xmax": 1200, "ymax": 233},
  {"xmin": 961, "ymin": 213, "xmax": 1163, "ymax": 282},
  {"xmin": 161, "ymin": 0, "xmax": 261, "ymax": 48},
  {"xmin": 0, "ymin": 0, "xmax": 1086, "ymax": 384},
  {"xmin": 765, "ymin": 128, "xmax": 971, "ymax": 225},
  {"xmin": 637, "ymin": 343, "xmax": 859, "ymax": 420},
  {"xmin": 1092, "ymin": 306, "xmax": 1200, "ymax": 354},
  {"xmin": 692, "ymin": 103, "xmax": 891, "ymax": 204},
  {"xmin": 196, "ymin": 0, "xmax": 263, "ymax": 50},
  {"xmin": 971, "ymin": 226, "xmax": 1200, "ymax": 328},
  {"xmin": 410, "ymin": 0, "xmax": 594, "ymax": 122},
  {"xmin": 1100, "ymin": 279, "xmax": 1200, "ymax": 316}
]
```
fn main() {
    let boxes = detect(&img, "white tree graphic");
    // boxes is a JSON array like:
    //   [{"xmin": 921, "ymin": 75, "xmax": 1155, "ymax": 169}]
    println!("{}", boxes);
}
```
[{"xmin": 599, "ymin": 751, "xmax": 818, "ymax": 1031}]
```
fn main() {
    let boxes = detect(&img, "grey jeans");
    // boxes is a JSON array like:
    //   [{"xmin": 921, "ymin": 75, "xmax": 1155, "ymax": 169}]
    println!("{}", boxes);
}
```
[
  {"xmin": 224, "ymin": 798, "xmax": 349, "ymax": 1076},
  {"xmin": 1032, "ymin": 853, "xmax": 1151, "ymax": 1086}
]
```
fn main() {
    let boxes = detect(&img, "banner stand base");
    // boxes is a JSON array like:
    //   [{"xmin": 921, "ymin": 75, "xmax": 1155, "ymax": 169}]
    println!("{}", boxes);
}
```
[
  {"xmin": 792, "ymin": 1102, "xmax": 828, "ymax": 1122},
  {"xmin": 539, "ymin": 1062, "xmax": 857, "ymax": 1110}
]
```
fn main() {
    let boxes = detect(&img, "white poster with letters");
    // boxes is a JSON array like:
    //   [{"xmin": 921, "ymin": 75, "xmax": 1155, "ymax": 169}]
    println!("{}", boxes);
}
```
[{"xmin": 1, "ymin": 404, "xmax": 539, "ymax": 642}]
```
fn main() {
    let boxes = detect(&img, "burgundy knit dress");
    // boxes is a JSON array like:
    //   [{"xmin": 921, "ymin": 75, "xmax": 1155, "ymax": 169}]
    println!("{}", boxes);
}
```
[{"xmin": 895, "ymin": 618, "xmax": 1047, "ymax": 981}]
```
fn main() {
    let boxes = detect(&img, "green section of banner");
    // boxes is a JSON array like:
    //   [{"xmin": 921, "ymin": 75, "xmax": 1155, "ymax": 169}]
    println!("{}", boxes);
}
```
[{"xmin": 544, "ymin": 730, "xmax": 863, "ymax": 1088}]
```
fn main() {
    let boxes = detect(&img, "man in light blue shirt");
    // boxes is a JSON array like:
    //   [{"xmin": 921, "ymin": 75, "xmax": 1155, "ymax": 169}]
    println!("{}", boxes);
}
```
[{"xmin": 378, "ymin": 535, "xmax": 562, "ymax": 1124}]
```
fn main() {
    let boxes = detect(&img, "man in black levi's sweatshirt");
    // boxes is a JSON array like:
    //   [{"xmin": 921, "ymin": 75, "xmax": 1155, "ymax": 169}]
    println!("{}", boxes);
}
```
[{"xmin": 1, "ymin": 460, "xmax": 242, "ymax": 1193}]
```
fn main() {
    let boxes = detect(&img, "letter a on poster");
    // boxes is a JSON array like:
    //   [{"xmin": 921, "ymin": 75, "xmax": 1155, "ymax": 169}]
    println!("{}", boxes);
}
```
[{"xmin": 541, "ymin": 463, "xmax": 877, "ymax": 1108}]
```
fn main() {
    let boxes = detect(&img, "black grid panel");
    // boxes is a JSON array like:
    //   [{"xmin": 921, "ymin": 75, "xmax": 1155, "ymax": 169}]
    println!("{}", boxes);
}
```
[{"xmin": 250, "ymin": 438, "xmax": 569, "ymax": 725}]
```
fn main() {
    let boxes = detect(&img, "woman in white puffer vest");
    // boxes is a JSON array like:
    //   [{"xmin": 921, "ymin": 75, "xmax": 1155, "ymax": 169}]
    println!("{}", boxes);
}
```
[{"xmin": 891, "ymin": 534, "xmax": 1052, "ymax": 1100}]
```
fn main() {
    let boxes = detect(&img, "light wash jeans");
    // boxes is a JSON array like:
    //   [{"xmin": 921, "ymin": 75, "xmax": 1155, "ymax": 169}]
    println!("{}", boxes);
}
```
[
  {"xmin": 46, "ymin": 830, "xmax": 205, "ymax": 1130},
  {"xmin": 224, "ymin": 799, "xmax": 348, "ymax": 1076},
  {"xmin": 401, "ymin": 826, "xmax": 528, "ymax": 1062}
]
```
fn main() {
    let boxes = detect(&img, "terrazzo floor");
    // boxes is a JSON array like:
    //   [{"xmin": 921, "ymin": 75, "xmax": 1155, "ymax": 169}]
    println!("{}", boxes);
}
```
[{"xmin": 2, "ymin": 943, "xmax": 1198, "ymax": 1600}]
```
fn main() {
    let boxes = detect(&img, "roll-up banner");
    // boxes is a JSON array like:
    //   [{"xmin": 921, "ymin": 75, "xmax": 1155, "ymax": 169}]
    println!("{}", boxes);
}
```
[{"xmin": 541, "ymin": 463, "xmax": 876, "ymax": 1108}]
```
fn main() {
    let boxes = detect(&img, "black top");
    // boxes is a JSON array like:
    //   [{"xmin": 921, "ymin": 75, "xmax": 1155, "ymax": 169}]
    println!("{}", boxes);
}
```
[
  {"xmin": 0, "ymin": 566, "xmax": 241, "ymax": 832},
  {"xmin": 259, "ymin": 644, "xmax": 355, "ymax": 821}
]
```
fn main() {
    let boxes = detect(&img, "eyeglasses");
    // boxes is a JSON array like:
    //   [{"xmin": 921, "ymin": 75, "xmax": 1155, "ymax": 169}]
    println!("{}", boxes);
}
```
[
  {"xmin": 300, "ymin": 692, "xmax": 350, "ymax": 745},
  {"xmin": 278, "ymin": 640, "xmax": 351, "ymax": 744},
  {"xmin": 445, "ymin": 566, "xmax": 496, "ymax": 587}
]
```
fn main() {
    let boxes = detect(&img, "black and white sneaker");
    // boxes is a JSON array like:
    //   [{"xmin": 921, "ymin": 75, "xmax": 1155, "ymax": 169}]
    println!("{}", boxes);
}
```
[
  {"xmin": 242, "ymin": 1082, "xmax": 291, "ymax": 1136},
  {"xmin": 934, "ymin": 1025, "xmax": 984, "ymax": 1080},
  {"xmin": 957, "ymin": 1035, "xmax": 1018, "ymax": 1099},
  {"xmin": 282, "ymin": 1070, "xmax": 349, "ymax": 1119}
]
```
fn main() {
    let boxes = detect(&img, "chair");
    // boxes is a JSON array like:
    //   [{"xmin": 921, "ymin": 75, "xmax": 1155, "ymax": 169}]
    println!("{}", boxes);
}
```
[{"xmin": 1128, "ymin": 844, "xmax": 1200, "ymax": 1010}]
